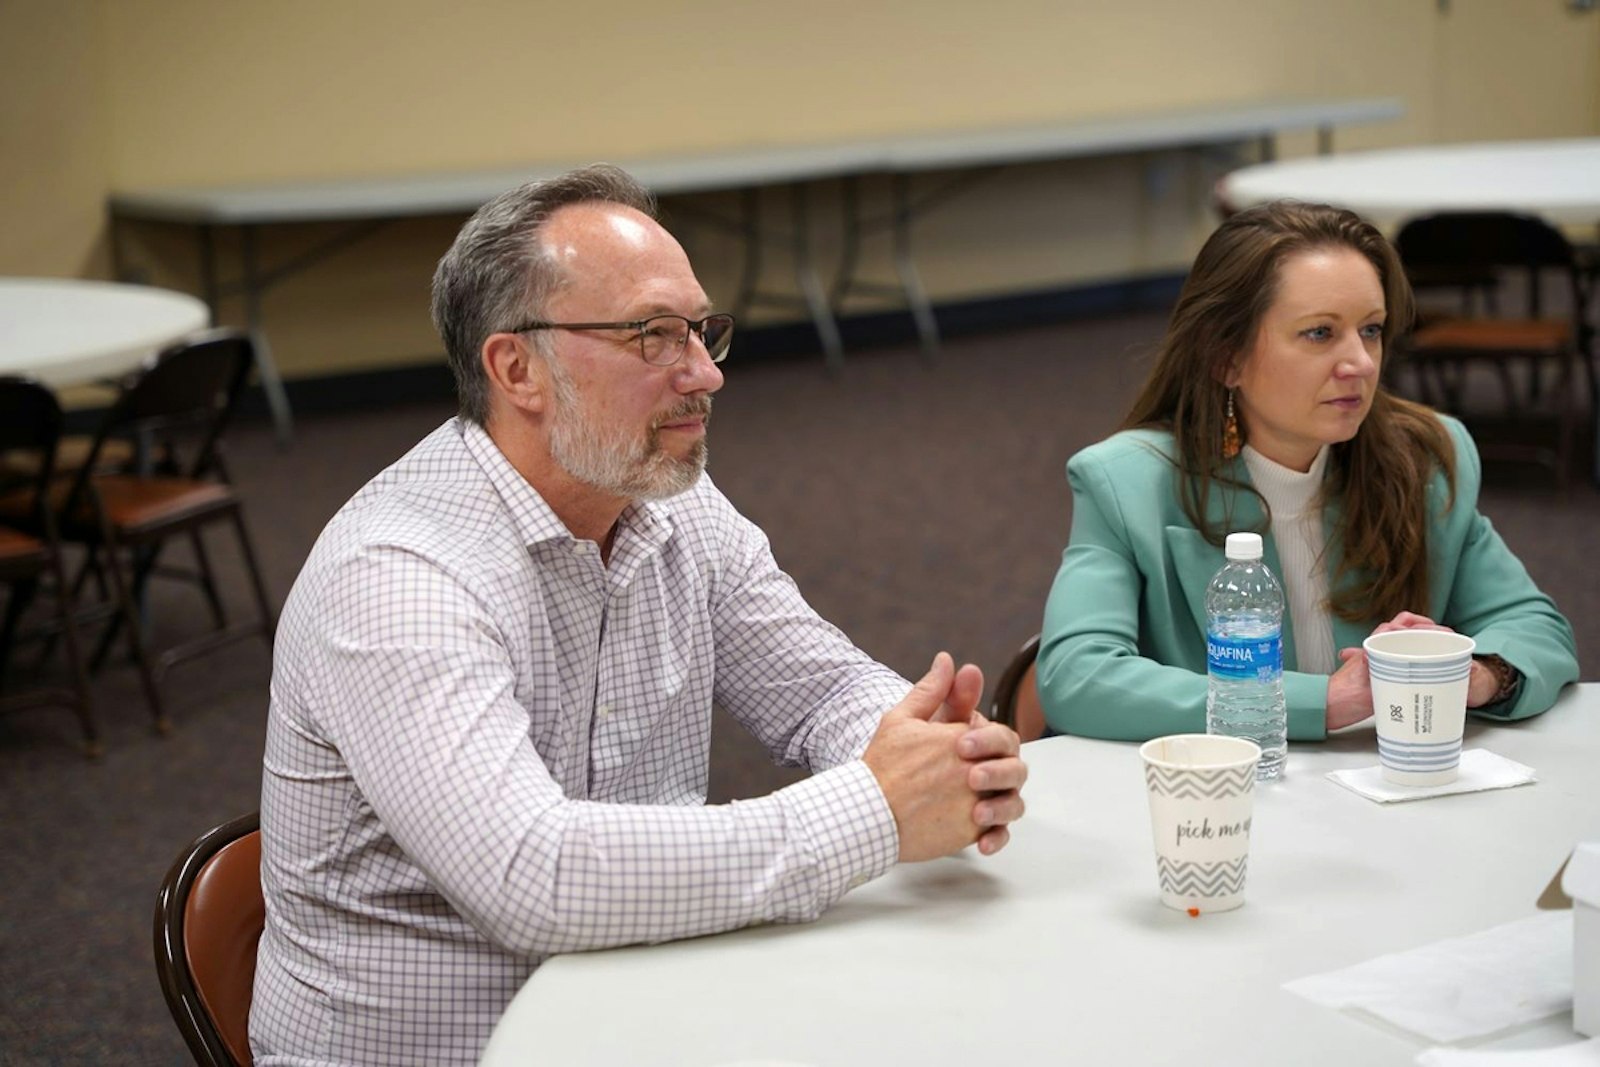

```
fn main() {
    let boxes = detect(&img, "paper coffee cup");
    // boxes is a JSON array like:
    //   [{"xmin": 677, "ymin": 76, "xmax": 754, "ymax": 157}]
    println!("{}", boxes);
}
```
[
  {"xmin": 1139, "ymin": 734, "xmax": 1260, "ymax": 914},
  {"xmin": 1363, "ymin": 629, "xmax": 1475, "ymax": 787}
]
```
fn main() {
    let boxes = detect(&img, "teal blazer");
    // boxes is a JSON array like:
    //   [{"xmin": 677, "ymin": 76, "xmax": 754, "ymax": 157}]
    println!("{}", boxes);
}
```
[{"xmin": 1038, "ymin": 417, "xmax": 1579, "ymax": 741}]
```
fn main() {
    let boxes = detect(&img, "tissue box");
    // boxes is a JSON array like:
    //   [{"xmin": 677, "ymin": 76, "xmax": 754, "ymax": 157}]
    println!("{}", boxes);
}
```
[
  {"xmin": 1565, "ymin": 845, "xmax": 1600, "ymax": 1037},
  {"xmin": 1541, "ymin": 842, "xmax": 1600, "ymax": 1037}
]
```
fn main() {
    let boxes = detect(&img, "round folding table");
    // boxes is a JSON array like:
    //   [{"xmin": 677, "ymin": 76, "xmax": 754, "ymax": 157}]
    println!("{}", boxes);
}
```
[
  {"xmin": 0, "ymin": 277, "xmax": 210, "ymax": 388},
  {"xmin": 1219, "ymin": 138, "xmax": 1600, "ymax": 229}
]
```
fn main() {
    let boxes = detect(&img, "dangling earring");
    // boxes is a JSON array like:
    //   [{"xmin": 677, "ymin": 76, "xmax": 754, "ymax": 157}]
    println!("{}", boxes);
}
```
[{"xmin": 1221, "ymin": 389, "xmax": 1242, "ymax": 459}]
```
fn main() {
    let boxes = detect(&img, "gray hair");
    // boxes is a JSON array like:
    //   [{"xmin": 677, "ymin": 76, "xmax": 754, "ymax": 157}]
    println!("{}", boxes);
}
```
[{"xmin": 430, "ymin": 163, "xmax": 657, "ymax": 424}]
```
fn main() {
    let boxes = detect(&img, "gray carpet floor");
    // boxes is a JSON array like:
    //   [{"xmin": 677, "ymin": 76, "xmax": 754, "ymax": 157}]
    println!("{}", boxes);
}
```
[{"xmin": 1, "ymin": 310, "xmax": 1595, "ymax": 1064}]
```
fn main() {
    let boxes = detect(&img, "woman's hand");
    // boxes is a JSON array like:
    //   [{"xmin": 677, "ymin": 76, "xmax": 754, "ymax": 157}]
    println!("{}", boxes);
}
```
[
  {"xmin": 1327, "ymin": 612, "xmax": 1451, "ymax": 731},
  {"xmin": 1466, "ymin": 658, "xmax": 1505, "ymax": 708},
  {"xmin": 1366, "ymin": 612, "xmax": 1497, "ymax": 707},
  {"xmin": 1371, "ymin": 611, "xmax": 1446, "ymax": 636},
  {"xmin": 1326, "ymin": 647, "xmax": 1374, "ymax": 731}
]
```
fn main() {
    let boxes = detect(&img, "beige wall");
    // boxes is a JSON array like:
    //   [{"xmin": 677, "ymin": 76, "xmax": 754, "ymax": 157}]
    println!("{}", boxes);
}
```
[
  {"xmin": 97, "ymin": 0, "xmax": 1429, "ymax": 187},
  {"xmin": 0, "ymin": 0, "xmax": 109, "ymax": 278},
  {"xmin": 3, "ymin": 0, "xmax": 1597, "ymax": 381},
  {"xmin": 1434, "ymin": 0, "xmax": 1600, "ymax": 143}
]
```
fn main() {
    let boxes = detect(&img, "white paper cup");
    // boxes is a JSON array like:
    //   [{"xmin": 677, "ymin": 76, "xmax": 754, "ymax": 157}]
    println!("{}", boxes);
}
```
[
  {"xmin": 1363, "ymin": 629, "xmax": 1475, "ymax": 787},
  {"xmin": 1139, "ymin": 734, "xmax": 1260, "ymax": 914}
]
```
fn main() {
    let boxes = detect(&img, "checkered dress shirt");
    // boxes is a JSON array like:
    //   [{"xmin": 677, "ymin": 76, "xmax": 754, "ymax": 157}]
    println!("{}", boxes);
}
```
[{"xmin": 251, "ymin": 419, "xmax": 907, "ymax": 1065}]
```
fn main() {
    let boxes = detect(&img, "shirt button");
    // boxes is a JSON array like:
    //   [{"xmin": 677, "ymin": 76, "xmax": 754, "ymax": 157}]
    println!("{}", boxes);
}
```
[
  {"xmin": 848, "ymin": 874, "xmax": 870, "ymax": 890},
  {"xmin": 570, "ymin": 542, "xmax": 588, "ymax": 555},
  {"xmin": 597, "ymin": 704, "xmax": 612, "ymax": 719}
]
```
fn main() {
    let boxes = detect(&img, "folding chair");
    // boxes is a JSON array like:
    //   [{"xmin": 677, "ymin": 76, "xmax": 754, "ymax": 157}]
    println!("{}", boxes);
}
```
[
  {"xmin": 154, "ymin": 811, "xmax": 263, "ymax": 1067},
  {"xmin": 3, "ymin": 329, "xmax": 276, "ymax": 729},
  {"xmin": 0, "ymin": 378, "xmax": 99, "ymax": 755},
  {"xmin": 1394, "ymin": 212, "xmax": 1594, "ymax": 483},
  {"xmin": 989, "ymin": 633, "xmax": 1046, "ymax": 743}
]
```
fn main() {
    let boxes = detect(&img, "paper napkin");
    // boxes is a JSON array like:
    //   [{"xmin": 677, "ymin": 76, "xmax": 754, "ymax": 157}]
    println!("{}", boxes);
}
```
[
  {"xmin": 1416, "ymin": 1036, "xmax": 1600, "ymax": 1066},
  {"xmin": 1285, "ymin": 911, "xmax": 1573, "ymax": 1043},
  {"xmin": 1327, "ymin": 748, "xmax": 1537, "ymax": 804}
]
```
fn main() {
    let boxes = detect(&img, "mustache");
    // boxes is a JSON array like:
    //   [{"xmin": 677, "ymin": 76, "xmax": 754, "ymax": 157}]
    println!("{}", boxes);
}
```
[{"xmin": 652, "ymin": 395, "xmax": 713, "ymax": 430}]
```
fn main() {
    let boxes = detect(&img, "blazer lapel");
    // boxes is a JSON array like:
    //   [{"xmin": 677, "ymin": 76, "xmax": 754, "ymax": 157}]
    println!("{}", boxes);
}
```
[
  {"xmin": 1163, "ymin": 526, "xmax": 1224, "ymax": 640},
  {"xmin": 1163, "ymin": 470, "xmax": 1293, "ymax": 662}
]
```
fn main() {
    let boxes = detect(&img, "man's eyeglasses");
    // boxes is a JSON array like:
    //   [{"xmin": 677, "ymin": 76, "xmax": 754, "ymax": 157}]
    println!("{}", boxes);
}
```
[{"xmin": 508, "ymin": 313, "xmax": 735, "ymax": 367}]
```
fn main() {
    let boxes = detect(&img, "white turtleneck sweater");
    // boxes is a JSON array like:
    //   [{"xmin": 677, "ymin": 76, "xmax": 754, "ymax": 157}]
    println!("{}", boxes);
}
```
[{"xmin": 1240, "ymin": 444, "xmax": 1336, "ymax": 675}]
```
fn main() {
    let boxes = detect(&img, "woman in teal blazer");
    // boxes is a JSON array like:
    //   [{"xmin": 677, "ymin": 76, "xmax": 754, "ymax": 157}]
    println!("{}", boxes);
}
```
[{"xmin": 1038, "ymin": 202, "xmax": 1578, "ymax": 742}]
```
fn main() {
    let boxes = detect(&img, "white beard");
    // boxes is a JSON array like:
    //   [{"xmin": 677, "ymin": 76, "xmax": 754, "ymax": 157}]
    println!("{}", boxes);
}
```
[{"xmin": 544, "ymin": 356, "xmax": 709, "ymax": 501}]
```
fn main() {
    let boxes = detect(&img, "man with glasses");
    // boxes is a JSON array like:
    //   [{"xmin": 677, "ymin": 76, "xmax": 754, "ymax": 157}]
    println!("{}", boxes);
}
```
[{"xmin": 251, "ymin": 164, "xmax": 1027, "ymax": 1066}]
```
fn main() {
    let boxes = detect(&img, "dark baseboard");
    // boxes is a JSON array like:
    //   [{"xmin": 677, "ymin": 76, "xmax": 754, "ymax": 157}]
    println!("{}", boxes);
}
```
[{"xmin": 165, "ymin": 271, "xmax": 1188, "ymax": 424}]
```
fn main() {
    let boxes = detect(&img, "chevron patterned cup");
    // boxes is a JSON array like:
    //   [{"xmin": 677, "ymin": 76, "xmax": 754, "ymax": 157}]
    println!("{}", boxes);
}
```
[
  {"xmin": 1139, "ymin": 734, "xmax": 1260, "ymax": 914},
  {"xmin": 1363, "ymin": 629, "xmax": 1475, "ymax": 787}
]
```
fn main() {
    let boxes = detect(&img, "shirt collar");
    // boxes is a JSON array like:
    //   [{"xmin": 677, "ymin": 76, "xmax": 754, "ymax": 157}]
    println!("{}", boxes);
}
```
[
  {"xmin": 457, "ymin": 418, "xmax": 677, "ymax": 561},
  {"xmin": 1241, "ymin": 443, "xmax": 1330, "ymax": 517},
  {"xmin": 459, "ymin": 418, "xmax": 574, "ymax": 549}
]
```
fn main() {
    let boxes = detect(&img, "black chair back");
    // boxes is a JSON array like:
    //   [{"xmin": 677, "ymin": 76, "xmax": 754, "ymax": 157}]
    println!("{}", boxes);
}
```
[
  {"xmin": 1395, "ymin": 211, "xmax": 1579, "ymax": 319},
  {"xmin": 989, "ymin": 634, "xmax": 1045, "ymax": 743},
  {"xmin": 0, "ymin": 378, "xmax": 66, "ymax": 529},
  {"xmin": 62, "ymin": 329, "xmax": 254, "ymax": 515}
]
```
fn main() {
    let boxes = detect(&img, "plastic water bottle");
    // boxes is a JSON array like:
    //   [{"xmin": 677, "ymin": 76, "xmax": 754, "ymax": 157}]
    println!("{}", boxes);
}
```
[{"xmin": 1205, "ymin": 532, "xmax": 1287, "ymax": 780}]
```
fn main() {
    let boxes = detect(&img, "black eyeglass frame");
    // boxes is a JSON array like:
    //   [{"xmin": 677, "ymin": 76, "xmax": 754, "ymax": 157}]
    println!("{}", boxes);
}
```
[{"xmin": 507, "ymin": 313, "xmax": 735, "ymax": 366}]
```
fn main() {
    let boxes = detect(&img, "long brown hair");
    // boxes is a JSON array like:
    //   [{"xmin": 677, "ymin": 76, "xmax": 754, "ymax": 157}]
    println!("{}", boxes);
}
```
[{"xmin": 1121, "ymin": 201, "xmax": 1455, "ymax": 624}]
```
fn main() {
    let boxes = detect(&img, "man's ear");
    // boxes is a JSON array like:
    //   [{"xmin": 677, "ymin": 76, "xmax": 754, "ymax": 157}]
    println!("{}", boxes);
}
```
[{"xmin": 482, "ymin": 333, "xmax": 548, "ymax": 416}]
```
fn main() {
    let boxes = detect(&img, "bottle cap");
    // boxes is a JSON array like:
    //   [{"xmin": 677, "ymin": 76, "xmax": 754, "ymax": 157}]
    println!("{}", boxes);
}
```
[{"xmin": 1225, "ymin": 532, "xmax": 1264, "ymax": 561}]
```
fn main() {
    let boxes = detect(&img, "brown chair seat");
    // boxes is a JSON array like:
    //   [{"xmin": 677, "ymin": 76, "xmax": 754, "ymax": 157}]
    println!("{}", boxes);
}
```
[
  {"xmin": 2, "ymin": 436, "xmax": 137, "ymax": 478},
  {"xmin": 0, "ymin": 524, "xmax": 45, "ymax": 567},
  {"xmin": 1408, "ymin": 318, "xmax": 1571, "ymax": 353},
  {"xmin": 0, "ymin": 489, "xmax": 38, "ymax": 532},
  {"xmin": 0, "ymin": 477, "xmax": 234, "ymax": 536},
  {"xmin": 66, "ymin": 476, "xmax": 236, "ymax": 537}
]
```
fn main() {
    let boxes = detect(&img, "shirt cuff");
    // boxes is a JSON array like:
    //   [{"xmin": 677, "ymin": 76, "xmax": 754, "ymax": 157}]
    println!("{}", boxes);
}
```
[{"xmin": 777, "ymin": 759, "xmax": 898, "ymax": 906}]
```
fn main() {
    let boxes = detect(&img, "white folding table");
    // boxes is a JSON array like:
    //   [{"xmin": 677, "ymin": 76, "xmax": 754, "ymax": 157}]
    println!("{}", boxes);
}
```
[
  {"xmin": 482, "ymin": 684, "xmax": 1600, "ymax": 1067},
  {"xmin": 0, "ymin": 277, "xmax": 208, "ymax": 388}
]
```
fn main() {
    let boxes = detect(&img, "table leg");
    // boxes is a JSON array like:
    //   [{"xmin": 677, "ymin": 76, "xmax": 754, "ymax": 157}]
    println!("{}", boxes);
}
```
[
  {"xmin": 892, "ymin": 172, "xmax": 940, "ymax": 359},
  {"xmin": 731, "ymin": 188, "xmax": 762, "ymax": 322},
  {"xmin": 240, "ymin": 225, "xmax": 294, "ymax": 446},
  {"xmin": 199, "ymin": 225, "xmax": 219, "ymax": 323},
  {"xmin": 790, "ymin": 184, "xmax": 845, "ymax": 372},
  {"xmin": 832, "ymin": 176, "xmax": 863, "ymax": 308}
]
